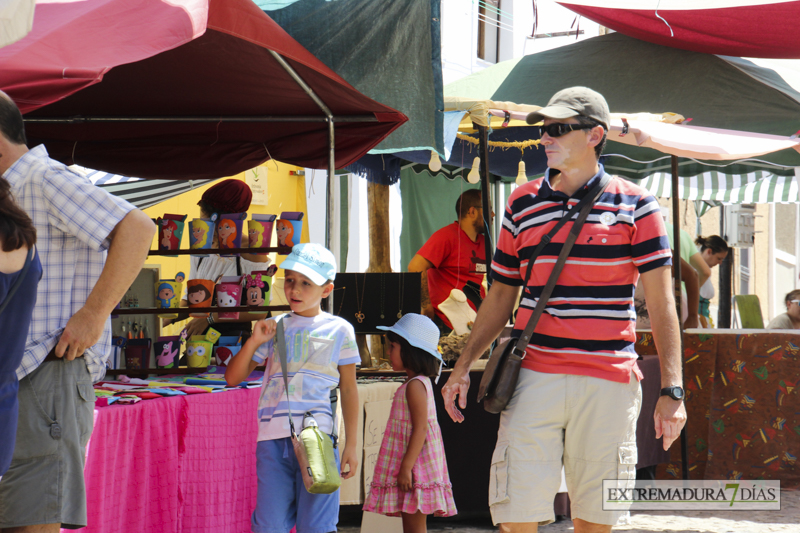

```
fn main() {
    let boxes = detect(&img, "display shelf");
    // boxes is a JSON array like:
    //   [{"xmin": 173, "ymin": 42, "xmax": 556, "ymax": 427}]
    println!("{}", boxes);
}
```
[
  {"xmin": 113, "ymin": 305, "xmax": 291, "ymax": 315},
  {"xmin": 147, "ymin": 246, "xmax": 291, "ymax": 256}
]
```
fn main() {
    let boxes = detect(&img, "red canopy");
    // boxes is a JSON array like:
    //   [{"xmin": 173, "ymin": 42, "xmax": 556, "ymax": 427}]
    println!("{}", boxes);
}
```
[
  {"xmin": 557, "ymin": 1, "xmax": 800, "ymax": 59},
  {"xmin": 0, "ymin": 0, "xmax": 407, "ymax": 179}
]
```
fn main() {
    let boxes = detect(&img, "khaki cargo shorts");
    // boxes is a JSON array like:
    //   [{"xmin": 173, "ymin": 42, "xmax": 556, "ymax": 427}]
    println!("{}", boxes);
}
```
[{"xmin": 489, "ymin": 368, "xmax": 641, "ymax": 526}]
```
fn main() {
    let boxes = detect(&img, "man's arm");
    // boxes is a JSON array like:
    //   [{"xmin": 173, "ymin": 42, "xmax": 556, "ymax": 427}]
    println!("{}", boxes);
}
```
[
  {"xmin": 56, "ymin": 209, "xmax": 156, "ymax": 360},
  {"xmin": 639, "ymin": 265, "xmax": 687, "ymax": 451},
  {"xmin": 408, "ymin": 254, "xmax": 435, "ymax": 319},
  {"xmin": 441, "ymin": 280, "xmax": 520, "ymax": 422}
]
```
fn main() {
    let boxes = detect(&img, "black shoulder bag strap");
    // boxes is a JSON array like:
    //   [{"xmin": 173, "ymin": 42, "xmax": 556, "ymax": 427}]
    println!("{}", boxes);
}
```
[
  {"xmin": 512, "ymin": 174, "xmax": 612, "ymax": 357},
  {"xmin": 0, "ymin": 246, "xmax": 34, "ymax": 316}
]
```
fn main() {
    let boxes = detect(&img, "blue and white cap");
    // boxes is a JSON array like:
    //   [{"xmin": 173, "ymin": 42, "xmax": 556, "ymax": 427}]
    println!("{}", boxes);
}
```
[
  {"xmin": 279, "ymin": 243, "xmax": 336, "ymax": 286},
  {"xmin": 378, "ymin": 313, "xmax": 445, "ymax": 381}
]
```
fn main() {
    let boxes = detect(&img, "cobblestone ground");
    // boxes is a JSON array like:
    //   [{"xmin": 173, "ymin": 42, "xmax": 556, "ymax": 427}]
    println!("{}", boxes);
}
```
[{"xmin": 340, "ymin": 489, "xmax": 799, "ymax": 532}]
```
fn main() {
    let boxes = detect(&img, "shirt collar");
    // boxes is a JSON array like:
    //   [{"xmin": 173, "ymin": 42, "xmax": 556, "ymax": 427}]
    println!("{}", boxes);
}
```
[
  {"xmin": 539, "ymin": 163, "xmax": 605, "ymax": 201},
  {"xmin": 2, "ymin": 145, "xmax": 48, "ymax": 185}
]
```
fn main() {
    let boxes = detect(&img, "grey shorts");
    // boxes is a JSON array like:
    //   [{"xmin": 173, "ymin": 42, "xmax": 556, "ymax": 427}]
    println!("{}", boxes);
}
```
[{"xmin": 0, "ymin": 358, "xmax": 96, "ymax": 529}]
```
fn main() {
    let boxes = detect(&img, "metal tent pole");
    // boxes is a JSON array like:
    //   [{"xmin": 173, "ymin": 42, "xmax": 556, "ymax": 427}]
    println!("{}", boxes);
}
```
[
  {"xmin": 671, "ymin": 155, "xmax": 689, "ymax": 481},
  {"xmin": 477, "ymin": 125, "xmax": 494, "ymax": 286}
]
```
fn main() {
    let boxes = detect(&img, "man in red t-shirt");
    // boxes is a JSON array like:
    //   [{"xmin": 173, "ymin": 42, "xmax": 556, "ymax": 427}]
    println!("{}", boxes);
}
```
[{"xmin": 408, "ymin": 189, "xmax": 488, "ymax": 331}]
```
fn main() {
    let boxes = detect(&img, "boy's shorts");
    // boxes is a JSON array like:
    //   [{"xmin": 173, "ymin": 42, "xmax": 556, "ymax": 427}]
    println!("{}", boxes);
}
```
[
  {"xmin": 489, "ymin": 369, "xmax": 641, "ymax": 527},
  {"xmin": 253, "ymin": 437, "xmax": 340, "ymax": 533},
  {"xmin": 0, "ymin": 358, "xmax": 96, "ymax": 529}
]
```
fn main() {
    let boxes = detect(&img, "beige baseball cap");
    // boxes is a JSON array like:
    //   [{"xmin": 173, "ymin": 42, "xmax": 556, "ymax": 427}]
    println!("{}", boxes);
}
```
[{"xmin": 526, "ymin": 86, "xmax": 610, "ymax": 130}]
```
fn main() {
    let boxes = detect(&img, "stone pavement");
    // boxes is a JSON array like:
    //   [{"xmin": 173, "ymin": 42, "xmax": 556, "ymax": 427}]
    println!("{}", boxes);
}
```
[{"xmin": 340, "ymin": 489, "xmax": 799, "ymax": 532}]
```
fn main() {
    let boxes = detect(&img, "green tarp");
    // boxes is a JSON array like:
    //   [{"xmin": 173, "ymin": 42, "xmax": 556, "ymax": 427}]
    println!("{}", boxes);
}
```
[
  {"xmin": 264, "ymin": 0, "xmax": 443, "ymax": 155},
  {"xmin": 445, "ymin": 33, "xmax": 800, "ymax": 178}
]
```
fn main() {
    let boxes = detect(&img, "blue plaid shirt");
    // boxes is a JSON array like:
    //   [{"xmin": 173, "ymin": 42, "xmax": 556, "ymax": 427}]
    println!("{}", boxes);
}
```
[{"xmin": 4, "ymin": 146, "xmax": 136, "ymax": 382}]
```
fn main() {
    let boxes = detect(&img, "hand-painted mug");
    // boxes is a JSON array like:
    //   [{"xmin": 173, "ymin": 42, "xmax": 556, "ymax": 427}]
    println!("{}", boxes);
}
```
[
  {"xmin": 216, "ymin": 276, "xmax": 243, "ymax": 320},
  {"xmin": 244, "ymin": 272, "xmax": 271, "ymax": 307},
  {"xmin": 186, "ymin": 336, "xmax": 213, "ymax": 368},
  {"xmin": 189, "ymin": 218, "xmax": 215, "ymax": 256},
  {"xmin": 154, "ymin": 336, "xmax": 181, "ymax": 369},
  {"xmin": 217, "ymin": 213, "xmax": 246, "ymax": 256},
  {"xmin": 155, "ymin": 280, "xmax": 182, "ymax": 318},
  {"xmin": 247, "ymin": 214, "xmax": 276, "ymax": 255},
  {"xmin": 186, "ymin": 279, "xmax": 215, "ymax": 317},
  {"xmin": 275, "ymin": 211, "xmax": 304, "ymax": 249},
  {"xmin": 157, "ymin": 214, "xmax": 187, "ymax": 255},
  {"xmin": 214, "ymin": 336, "xmax": 242, "ymax": 366}
]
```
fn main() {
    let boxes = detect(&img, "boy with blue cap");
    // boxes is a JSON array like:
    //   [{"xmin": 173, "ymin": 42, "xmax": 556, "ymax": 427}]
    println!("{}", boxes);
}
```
[{"xmin": 226, "ymin": 243, "xmax": 360, "ymax": 533}]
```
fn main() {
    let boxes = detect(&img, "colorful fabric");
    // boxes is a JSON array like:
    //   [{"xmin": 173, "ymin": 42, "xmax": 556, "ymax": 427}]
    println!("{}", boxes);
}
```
[
  {"xmin": 363, "ymin": 376, "xmax": 457, "ymax": 517},
  {"xmin": 416, "ymin": 221, "xmax": 486, "ymax": 329},
  {"xmin": 4, "ymin": 145, "xmax": 136, "ymax": 382},
  {"xmin": 252, "ymin": 312, "xmax": 359, "ymax": 441},
  {"xmin": 491, "ymin": 165, "xmax": 672, "ymax": 383}
]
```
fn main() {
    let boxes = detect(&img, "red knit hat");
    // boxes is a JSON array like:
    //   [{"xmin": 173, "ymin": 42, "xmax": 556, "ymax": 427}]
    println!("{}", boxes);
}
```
[{"xmin": 199, "ymin": 179, "xmax": 252, "ymax": 214}]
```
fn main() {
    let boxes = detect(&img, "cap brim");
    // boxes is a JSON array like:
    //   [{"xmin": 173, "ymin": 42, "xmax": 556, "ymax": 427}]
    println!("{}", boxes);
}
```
[
  {"xmin": 278, "ymin": 258, "xmax": 328, "ymax": 286},
  {"xmin": 525, "ymin": 105, "xmax": 580, "ymax": 125}
]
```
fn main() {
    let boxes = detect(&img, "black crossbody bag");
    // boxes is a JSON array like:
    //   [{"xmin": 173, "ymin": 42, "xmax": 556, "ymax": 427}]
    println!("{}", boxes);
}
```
[{"xmin": 478, "ymin": 174, "xmax": 611, "ymax": 413}]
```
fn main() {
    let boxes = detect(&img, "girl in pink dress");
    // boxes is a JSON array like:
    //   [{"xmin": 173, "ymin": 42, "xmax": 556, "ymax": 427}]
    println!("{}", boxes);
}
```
[{"xmin": 364, "ymin": 313, "xmax": 457, "ymax": 532}]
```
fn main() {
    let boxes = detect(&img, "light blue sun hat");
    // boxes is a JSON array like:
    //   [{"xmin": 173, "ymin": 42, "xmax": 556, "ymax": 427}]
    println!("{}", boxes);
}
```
[{"xmin": 378, "ymin": 313, "xmax": 445, "ymax": 381}]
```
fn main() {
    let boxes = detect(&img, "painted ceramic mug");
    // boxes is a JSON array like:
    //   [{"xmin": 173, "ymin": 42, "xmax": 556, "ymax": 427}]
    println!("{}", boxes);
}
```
[
  {"xmin": 217, "ymin": 213, "xmax": 246, "ymax": 256},
  {"xmin": 216, "ymin": 276, "xmax": 243, "ymax": 320},
  {"xmin": 155, "ymin": 280, "xmax": 182, "ymax": 318},
  {"xmin": 157, "ymin": 214, "xmax": 187, "ymax": 255},
  {"xmin": 186, "ymin": 279, "xmax": 215, "ymax": 317},
  {"xmin": 186, "ymin": 336, "xmax": 213, "ymax": 368},
  {"xmin": 125, "ymin": 339, "xmax": 151, "ymax": 370},
  {"xmin": 154, "ymin": 336, "xmax": 181, "ymax": 369},
  {"xmin": 214, "ymin": 336, "xmax": 242, "ymax": 367},
  {"xmin": 247, "ymin": 214, "xmax": 276, "ymax": 255},
  {"xmin": 189, "ymin": 218, "xmax": 215, "ymax": 256}
]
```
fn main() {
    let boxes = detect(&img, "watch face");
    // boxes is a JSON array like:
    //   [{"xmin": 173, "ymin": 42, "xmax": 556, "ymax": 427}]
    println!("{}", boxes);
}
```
[{"xmin": 673, "ymin": 387, "xmax": 684, "ymax": 400}]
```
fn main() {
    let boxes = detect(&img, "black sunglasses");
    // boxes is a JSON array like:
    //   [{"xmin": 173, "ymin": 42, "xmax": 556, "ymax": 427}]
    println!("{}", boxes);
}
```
[{"xmin": 538, "ymin": 123, "xmax": 598, "ymax": 138}]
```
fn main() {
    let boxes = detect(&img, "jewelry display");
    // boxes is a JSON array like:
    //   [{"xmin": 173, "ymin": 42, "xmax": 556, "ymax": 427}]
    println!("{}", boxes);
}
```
[
  {"xmin": 379, "ymin": 273, "xmax": 385, "ymax": 319},
  {"xmin": 397, "ymin": 274, "xmax": 404, "ymax": 319},
  {"xmin": 354, "ymin": 273, "xmax": 367, "ymax": 323}
]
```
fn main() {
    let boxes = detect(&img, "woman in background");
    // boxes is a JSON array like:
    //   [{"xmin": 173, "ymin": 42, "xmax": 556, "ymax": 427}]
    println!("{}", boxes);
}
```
[
  {"xmin": 0, "ymin": 177, "xmax": 41, "ymax": 477},
  {"xmin": 695, "ymin": 235, "xmax": 730, "ymax": 328}
]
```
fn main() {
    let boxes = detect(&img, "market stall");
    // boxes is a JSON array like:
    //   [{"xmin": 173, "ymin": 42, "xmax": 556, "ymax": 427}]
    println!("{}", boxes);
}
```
[{"xmin": 635, "ymin": 329, "xmax": 800, "ymax": 488}]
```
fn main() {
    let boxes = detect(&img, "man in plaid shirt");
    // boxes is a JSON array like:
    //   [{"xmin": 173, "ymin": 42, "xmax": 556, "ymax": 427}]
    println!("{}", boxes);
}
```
[{"xmin": 0, "ymin": 92, "xmax": 155, "ymax": 531}]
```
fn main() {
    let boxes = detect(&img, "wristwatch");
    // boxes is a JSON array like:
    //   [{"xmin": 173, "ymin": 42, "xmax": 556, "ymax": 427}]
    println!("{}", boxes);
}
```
[{"xmin": 660, "ymin": 386, "xmax": 685, "ymax": 401}]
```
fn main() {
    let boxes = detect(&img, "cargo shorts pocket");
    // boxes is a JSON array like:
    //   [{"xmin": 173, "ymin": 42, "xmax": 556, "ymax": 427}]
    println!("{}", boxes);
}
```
[
  {"xmin": 489, "ymin": 441, "xmax": 510, "ymax": 506},
  {"xmin": 76, "ymin": 382, "xmax": 96, "ymax": 446},
  {"xmin": 617, "ymin": 442, "xmax": 638, "ymax": 484}
]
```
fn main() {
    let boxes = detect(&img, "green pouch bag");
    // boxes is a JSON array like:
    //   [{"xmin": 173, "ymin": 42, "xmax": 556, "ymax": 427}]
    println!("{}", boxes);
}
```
[{"xmin": 277, "ymin": 319, "xmax": 341, "ymax": 494}]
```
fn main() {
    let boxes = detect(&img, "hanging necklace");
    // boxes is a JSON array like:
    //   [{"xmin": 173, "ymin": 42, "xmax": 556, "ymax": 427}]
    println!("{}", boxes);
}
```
[
  {"xmin": 397, "ymin": 274, "xmax": 404, "ymax": 319},
  {"xmin": 354, "ymin": 274, "xmax": 367, "ymax": 323},
  {"xmin": 379, "ymin": 273, "xmax": 385, "ymax": 319},
  {"xmin": 335, "ymin": 286, "xmax": 346, "ymax": 316}
]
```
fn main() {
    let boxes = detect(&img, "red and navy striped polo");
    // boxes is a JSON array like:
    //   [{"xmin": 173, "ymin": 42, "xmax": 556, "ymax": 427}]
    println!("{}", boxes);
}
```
[{"xmin": 491, "ymin": 167, "xmax": 672, "ymax": 383}]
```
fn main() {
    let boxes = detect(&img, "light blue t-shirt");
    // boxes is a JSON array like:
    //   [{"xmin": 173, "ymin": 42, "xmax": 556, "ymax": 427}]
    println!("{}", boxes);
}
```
[{"xmin": 252, "ymin": 312, "xmax": 359, "ymax": 441}]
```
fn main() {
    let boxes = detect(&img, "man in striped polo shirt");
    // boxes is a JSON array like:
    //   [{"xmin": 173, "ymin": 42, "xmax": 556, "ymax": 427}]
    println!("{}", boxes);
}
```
[{"xmin": 442, "ymin": 87, "xmax": 687, "ymax": 532}]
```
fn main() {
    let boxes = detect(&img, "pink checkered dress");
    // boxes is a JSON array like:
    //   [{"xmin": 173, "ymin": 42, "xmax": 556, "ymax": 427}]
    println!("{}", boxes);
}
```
[{"xmin": 363, "ymin": 376, "xmax": 457, "ymax": 517}]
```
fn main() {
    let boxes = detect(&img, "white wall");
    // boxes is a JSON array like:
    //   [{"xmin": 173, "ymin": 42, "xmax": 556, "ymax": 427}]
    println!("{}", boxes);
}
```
[{"xmin": 441, "ymin": 0, "xmax": 601, "ymax": 86}]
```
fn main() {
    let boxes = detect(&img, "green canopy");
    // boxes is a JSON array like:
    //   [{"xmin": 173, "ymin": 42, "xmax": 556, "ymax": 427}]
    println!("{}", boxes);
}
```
[{"xmin": 445, "ymin": 33, "xmax": 800, "ymax": 178}]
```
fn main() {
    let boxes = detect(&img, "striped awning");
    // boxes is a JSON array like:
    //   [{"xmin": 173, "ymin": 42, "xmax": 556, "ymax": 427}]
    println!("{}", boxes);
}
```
[
  {"xmin": 637, "ymin": 171, "xmax": 799, "ymax": 204},
  {"xmin": 72, "ymin": 166, "xmax": 218, "ymax": 210}
]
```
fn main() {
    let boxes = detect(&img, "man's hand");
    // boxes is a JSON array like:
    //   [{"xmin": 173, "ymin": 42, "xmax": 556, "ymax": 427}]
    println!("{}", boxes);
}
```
[
  {"xmin": 654, "ymin": 396, "xmax": 687, "ymax": 451},
  {"xmin": 340, "ymin": 443, "xmax": 358, "ymax": 479},
  {"xmin": 55, "ymin": 306, "xmax": 106, "ymax": 360},
  {"xmin": 442, "ymin": 367, "xmax": 471, "ymax": 423}
]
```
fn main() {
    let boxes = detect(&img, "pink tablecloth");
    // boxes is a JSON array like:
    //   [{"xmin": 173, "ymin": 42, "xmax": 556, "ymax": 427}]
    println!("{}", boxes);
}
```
[{"xmin": 74, "ymin": 388, "xmax": 259, "ymax": 533}]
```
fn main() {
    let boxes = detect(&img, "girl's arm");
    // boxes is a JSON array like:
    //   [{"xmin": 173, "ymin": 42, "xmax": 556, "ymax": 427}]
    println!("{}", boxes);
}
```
[
  {"xmin": 398, "ymin": 379, "xmax": 428, "ymax": 492},
  {"xmin": 225, "ymin": 319, "xmax": 276, "ymax": 386},
  {"xmin": 338, "ymin": 363, "xmax": 359, "ymax": 479}
]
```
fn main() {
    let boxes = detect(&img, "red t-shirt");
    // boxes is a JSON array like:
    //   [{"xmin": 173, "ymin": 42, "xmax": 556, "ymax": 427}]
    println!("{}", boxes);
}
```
[{"xmin": 417, "ymin": 222, "xmax": 487, "ymax": 328}]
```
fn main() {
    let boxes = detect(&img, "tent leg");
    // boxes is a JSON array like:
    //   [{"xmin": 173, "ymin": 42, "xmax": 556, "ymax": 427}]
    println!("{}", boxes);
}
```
[
  {"xmin": 478, "ymin": 125, "xmax": 493, "ymax": 287},
  {"xmin": 671, "ymin": 155, "xmax": 689, "ymax": 481}
]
